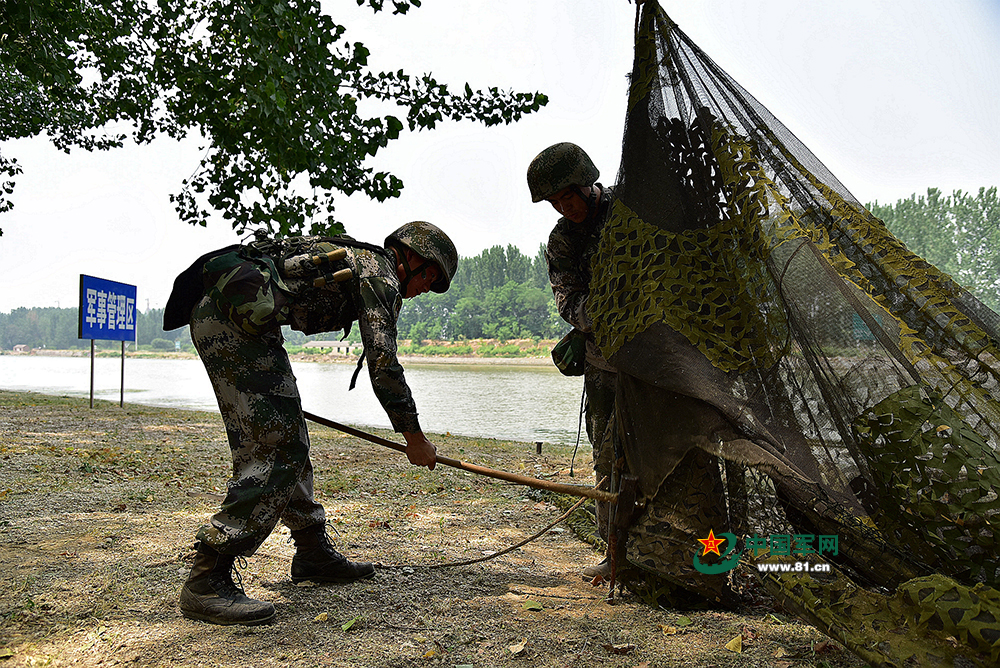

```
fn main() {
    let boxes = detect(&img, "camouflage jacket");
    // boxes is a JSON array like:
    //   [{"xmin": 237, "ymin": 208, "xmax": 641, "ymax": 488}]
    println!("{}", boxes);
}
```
[
  {"xmin": 213, "ymin": 235, "xmax": 420, "ymax": 434},
  {"xmin": 545, "ymin": 185, "xmax": 615, "ymax": 367}
]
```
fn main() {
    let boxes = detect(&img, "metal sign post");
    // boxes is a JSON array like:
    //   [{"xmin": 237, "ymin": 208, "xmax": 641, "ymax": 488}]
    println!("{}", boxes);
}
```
[{"xmin": 78, "ymin": 275, "xmax": 137, "ymax": 408}]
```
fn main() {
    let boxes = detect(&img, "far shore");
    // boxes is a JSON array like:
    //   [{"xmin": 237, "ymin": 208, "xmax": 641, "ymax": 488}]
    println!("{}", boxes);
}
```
[
  {"xmin": 6, "ymin": 347, "xmax": 556, "ymax": 367},
  {"xmin": 396, "ymin": 355, "xmax": 551, "ymax": 366}
]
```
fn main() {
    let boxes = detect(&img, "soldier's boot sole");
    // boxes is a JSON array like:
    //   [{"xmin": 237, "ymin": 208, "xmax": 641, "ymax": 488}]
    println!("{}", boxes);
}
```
[{"xmin": 179, "ymin": 584, "xmax": 275, "ymax": 626}]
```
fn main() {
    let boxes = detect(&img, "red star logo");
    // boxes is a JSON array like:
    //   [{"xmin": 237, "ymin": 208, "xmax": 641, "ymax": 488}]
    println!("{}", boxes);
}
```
[{"xmin": 698, "ymin": 529, "xmax": 726, "ymax": 556}]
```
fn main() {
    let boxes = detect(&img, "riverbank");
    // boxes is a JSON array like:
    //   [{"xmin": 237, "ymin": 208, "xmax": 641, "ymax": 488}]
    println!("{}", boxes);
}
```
[
  {"xmin": 0, "ymin": 390, "xmax": 861, "ymax": 667},
  {"xmin": 10, "ymin": 338, "xmax": 559, "ymax": 367}
]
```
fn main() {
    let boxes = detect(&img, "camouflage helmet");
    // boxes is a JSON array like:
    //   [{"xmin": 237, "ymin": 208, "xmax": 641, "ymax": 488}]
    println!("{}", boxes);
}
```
[
  {"xmin": 385, "ymin": 221, "xmax": 458, "ymax": 293},
  {"xmin": 526, "ymin": 143, "xmax": 600, "ymax": 203}
]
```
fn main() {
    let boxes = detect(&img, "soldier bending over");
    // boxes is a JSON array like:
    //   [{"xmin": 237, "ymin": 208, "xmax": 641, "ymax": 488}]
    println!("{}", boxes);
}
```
[{"xmin": 163, "ymin": 222, "xmax": 458, "ymax": 625}]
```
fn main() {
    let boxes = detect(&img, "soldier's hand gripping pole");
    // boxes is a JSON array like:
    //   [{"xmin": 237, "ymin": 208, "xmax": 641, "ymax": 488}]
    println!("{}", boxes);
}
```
[{"xmin": 303, "ymin": 410, "xmax": 617, "ymax": 503}]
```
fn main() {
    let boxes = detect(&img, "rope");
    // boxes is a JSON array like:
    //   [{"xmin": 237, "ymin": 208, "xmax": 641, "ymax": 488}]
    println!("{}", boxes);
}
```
[
  {"xmin": 375, "ymin": 494, "xmax": 589, "ymax": 570},
  {"xmin": 569, "ymin": 384, "xmax": 587, "ymax": 476}
]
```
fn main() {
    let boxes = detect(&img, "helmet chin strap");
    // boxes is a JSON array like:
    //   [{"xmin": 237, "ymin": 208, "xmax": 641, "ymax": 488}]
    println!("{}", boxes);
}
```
[
  {"xmin": 574, "ymin": 184, "xmax": 600, "ymax": 221},
  {"xmin": 394, "ymin": 247, "xmax": 433, "ymax": 295}
]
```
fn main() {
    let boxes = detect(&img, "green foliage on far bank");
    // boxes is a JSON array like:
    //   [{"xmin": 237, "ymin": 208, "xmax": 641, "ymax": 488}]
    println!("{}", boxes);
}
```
[
  {"xmin": 0, "ymin": 244, "xmax": 563, "ymax": 351},
  {"xmin": 868, "ymin": 186, "xmax": 1000, "ymax": 312},
  {"xmin": 6, "ymin": 186, "xmax": 997, "ymax": 352},
  {"xmin": 0, "ymin": 306, "xmax": 191, "ymax": 351},
  {"xmin": 396, "ymin": 243, "xmax": 564, "ymax": 342}
]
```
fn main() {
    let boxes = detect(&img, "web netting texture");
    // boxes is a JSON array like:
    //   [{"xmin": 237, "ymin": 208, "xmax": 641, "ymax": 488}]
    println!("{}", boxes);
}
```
[{"xmin": 592, "ymin": 3, "xmax": 1000, "ymax": 664}]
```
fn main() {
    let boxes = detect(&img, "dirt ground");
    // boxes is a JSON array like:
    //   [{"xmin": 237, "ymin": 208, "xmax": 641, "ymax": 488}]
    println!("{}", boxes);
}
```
[{"xmin": 0, "ymin": 390, "xmax": 867, "ymax": 668}]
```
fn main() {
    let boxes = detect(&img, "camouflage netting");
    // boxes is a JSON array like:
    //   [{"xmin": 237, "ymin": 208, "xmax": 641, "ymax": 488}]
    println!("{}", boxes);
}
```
[{"xmin": 592, "ymin": 2, "xmax": 1000, "ymax": 665}]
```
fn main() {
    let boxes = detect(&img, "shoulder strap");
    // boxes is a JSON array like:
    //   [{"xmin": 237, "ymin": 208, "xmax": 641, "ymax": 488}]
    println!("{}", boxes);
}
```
[{"xmin": 349, "ymin": 349, "xmax": 367, "ymax": 391}]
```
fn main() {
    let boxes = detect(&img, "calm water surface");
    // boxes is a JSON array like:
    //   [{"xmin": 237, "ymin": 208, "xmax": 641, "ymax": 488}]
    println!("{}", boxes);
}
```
[{"xmin": 0, "ymin": 355, "xmax": 585, "ymax": 445}]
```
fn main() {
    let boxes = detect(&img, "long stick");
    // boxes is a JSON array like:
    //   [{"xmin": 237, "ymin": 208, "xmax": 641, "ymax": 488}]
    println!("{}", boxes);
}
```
[{"xmin": 303, "ymin": 410, "xmax": 617, "ymax": 503}]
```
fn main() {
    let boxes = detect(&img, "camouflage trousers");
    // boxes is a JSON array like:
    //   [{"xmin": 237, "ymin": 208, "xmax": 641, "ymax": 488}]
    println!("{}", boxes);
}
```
[
  {"xmin": 190, "ymin": 295, "xmax": 326, "ymax": 556},
  {"xmin": 584, "ymin": 363, "xmax": 617, "ymax": 541}
]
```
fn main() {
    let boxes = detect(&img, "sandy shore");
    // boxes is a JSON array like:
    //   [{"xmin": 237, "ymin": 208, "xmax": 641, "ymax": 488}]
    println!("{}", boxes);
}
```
[
  {"xmin": 19, "ymin": 348, "xmax": 555, "ymax": 366},
  {"xmin": 397, "ymin": 355, "xmax": 551, "ymax": 366}
]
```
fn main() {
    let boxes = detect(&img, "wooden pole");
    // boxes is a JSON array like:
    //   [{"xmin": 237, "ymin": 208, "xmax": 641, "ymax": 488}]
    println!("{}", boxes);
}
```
[{"xmin": 303, "ymin": 410, "xmax": 617, "ymax": 503}]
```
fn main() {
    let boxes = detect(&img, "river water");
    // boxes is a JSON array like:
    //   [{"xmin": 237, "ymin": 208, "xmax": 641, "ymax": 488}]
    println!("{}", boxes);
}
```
[{"xmin": 0, "ymin": 355, "xmax": 585, "ymax": 445}]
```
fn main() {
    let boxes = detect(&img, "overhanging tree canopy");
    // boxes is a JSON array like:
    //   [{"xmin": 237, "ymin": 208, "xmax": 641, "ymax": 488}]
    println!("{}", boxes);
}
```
[{"xmin": 0, "ymin": 0, "xmax": 547, "ymax": 237}]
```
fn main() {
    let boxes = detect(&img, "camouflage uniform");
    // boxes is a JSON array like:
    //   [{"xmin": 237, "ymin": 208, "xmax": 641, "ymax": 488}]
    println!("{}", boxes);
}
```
[
  {"xmin": 546, "ymin": 187, "xmax": 619, "ymax": 533},
  {"xmin": 186, "ymin": 236, "xmax": 420, "ymax": 556}
]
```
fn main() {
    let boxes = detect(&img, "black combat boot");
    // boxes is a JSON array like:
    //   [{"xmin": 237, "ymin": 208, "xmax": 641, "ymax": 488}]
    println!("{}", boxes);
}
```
[
  {"xmin": 179, "ymin": 543, "xmax": 275, "ymax": 625},
  {"xmin": 290, "ymin": 524, "xmax": 376, "ymax": 584}
]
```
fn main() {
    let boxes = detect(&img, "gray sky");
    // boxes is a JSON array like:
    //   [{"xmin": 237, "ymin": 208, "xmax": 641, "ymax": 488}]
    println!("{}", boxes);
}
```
[{"xmin": 1, "ymin": 0, "xmax": 998, "ymax": 314}]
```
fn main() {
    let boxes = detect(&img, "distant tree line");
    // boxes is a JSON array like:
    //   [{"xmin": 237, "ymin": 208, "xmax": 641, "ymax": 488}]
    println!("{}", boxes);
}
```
[
  {"xmin": 0, "ymin": 245, "xmax": 566, "ymax": 350},
  {"xmin": 0, "ymin": 306, "xmax": 190, "ymax": 351},
  {"xmin": 5, "ymin": 188, "xmax": 997, "ymax": 350},
  {"xmin": 869, "ymin": 186, "xmax": 1000, "ymax": 312},
  {"xmin": 396, "ymin": 243, "xmax": 564, "ymax": 342}
]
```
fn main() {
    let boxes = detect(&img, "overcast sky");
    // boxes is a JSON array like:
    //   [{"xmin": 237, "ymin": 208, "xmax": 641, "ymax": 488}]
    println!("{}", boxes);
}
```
[{"xmin": 1, "ymin": 0, "xmax": 998, "ymax": 314}]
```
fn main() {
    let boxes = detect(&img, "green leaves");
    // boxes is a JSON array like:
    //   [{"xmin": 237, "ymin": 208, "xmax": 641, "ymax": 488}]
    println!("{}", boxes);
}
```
[
  {"xmin": 395, "ymin": 244, "xmax": 564, "ymax": 341},
  {"xmin": 357, "ymin": 69, "xmax": 548, "ymax": 133},
  {"xmin": 358, "ymin": 0, "xmax": 421, "ymax": 15},
  {"xmin": 871, "ymin": 187, "xmax": 1000, "ymax": 312},
  {"xmin": 1, "ymin": 0, "xmax": 546, "ymax": 238},
  {"xmin": 386, "ymin": 116, "xmax": 403, "ymax": 140}
]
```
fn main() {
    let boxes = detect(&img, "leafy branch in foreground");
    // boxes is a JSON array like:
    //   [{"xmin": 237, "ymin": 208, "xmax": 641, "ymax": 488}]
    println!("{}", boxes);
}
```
[{"xmin": 0, "ymin": 0, "xmax": 547, "ymax": 237}]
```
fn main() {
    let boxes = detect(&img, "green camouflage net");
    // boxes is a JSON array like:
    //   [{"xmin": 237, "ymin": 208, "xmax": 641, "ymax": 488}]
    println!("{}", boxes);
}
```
[
  {"xmin": 759, "ymin": 564, "xmax": 1000, "ymax": 666},
  {"xmin": 591, "ymin": 2, "xmax": 1000, "ymax": 664},
  {"xmin": 852, "ymin": 385, "xmax": 1000, "ymax": 585},
  {"xmin": 591, "ymin": 197, "xmax": 787, "ymax": 373}
]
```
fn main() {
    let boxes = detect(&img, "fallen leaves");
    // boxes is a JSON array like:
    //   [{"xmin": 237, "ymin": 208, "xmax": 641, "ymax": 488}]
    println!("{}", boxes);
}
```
[
  {"xmin": 508, "ymin": 638, "xmax": 528, "ymax": 656},
  {"xmin": 602, "ymin": 642, "xmax": 636, "ymax": 655},
  {"xmin": 812, "ymin": 639, "xmax": 844, "ymax": 655},
  {"xmin": 310, "ymin": 611, "xmax": 358, "ymax": 632},
  {"xmin": 723, "ymin": 624, "xmax": 762, "ymax": 654}
]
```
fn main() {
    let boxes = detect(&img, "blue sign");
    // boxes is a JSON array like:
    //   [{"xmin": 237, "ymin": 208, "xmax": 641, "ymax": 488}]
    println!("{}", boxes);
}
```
[{"xmin": 79, "ymin": 275, "xmax": 137, "ymax": 342}]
